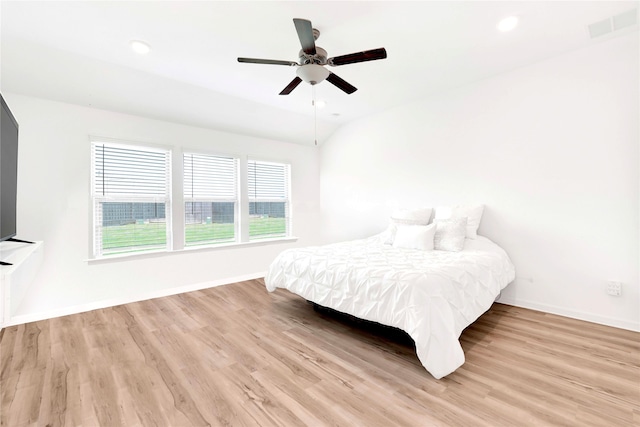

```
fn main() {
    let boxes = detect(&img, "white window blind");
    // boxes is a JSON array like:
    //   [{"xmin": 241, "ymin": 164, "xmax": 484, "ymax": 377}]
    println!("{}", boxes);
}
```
[
  {"xmin": 183, "ymin": 153, "xmax": 239, "ymax": 246},
  {"xmin": 92, "ymin": 141, "xmax": 171, "ymax": 257},
  {"xmin": 248, "ymin": 159, "xmax": 290, "ymax": 240}
]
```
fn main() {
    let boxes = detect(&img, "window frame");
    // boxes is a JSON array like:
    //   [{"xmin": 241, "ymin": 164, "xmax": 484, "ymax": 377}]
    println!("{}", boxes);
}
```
[
  {"xmin": 182, "ymin": 151, "xmax": 240, "ymax": 247},
  {"xmin": 91, "ymin": 139, "xmax": 172, "ymax": 258},
  {"xmin": 247, "ymin": 158, "xmax": 292, "ymax": 241}
]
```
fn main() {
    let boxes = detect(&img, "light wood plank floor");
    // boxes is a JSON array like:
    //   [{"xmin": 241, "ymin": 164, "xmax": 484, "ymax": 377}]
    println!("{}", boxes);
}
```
[{"xmin": 1, "ymin": 279, "xmax": 638, "ymax": 426}]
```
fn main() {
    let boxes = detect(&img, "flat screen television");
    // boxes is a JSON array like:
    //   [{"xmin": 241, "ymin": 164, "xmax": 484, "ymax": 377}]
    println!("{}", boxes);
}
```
[{"xmin": 1, "ymin": 93, "xmax": 19, "ymax": 243}]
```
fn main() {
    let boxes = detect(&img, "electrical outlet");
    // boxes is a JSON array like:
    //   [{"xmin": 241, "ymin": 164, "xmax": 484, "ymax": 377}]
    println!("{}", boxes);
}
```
[{"xmin": 606, "ymin": 281, "xmax": 622, "ymax": 296}]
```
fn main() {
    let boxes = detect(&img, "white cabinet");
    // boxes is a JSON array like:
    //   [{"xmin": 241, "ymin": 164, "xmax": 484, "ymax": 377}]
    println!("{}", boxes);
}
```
[{"xmin": 0, "ymin": 240, "xmax": 43, "ymax": 327}]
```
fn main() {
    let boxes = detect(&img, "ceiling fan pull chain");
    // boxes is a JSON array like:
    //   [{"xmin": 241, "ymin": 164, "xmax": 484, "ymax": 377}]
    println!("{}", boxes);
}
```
[{"xmin": 313, "ymin": 85, "xmax": 318, "ymax": 146}]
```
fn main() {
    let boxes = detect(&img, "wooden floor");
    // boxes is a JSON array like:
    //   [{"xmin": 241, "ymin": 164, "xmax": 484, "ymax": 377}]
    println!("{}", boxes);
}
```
[{"xmin": 1, "ymin": 279, "xmax": 638, "ymax": 427}]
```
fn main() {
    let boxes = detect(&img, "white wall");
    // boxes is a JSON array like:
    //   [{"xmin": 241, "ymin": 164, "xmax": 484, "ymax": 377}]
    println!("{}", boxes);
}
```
[
  {"xmin": 320, "ymin": 33, "xmax": 639, "ymax": 331},
  {"xmin": 4, "ymin": 94, "xmax": 321, "ymax": 323}
]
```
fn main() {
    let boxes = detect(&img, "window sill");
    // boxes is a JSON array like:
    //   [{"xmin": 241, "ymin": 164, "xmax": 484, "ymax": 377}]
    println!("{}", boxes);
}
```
[{"xmin": 86, "ymin": 236, "xmax": 299, "ymax": 263}]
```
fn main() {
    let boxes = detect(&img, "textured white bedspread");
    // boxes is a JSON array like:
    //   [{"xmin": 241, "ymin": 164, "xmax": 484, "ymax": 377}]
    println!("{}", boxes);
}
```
[{"xmin": 264, "ymin": 235, "xmax": 515, "ymax": 379}]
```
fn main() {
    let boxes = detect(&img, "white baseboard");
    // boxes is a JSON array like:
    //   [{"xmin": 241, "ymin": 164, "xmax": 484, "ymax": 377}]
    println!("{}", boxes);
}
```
[
  {"xmin": 497, "ymin": 295, "xmax": 640, "ymax": 332},
  {"xmin": 5, "ymin": 272, "xmax": 266, "ymax": 327},
  {"xmin": 8, "ymin": 275, "xmax": 637, "ymax": 333}
]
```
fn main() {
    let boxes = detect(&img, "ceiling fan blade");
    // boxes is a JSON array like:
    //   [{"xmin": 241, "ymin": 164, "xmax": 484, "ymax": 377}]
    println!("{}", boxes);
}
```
[
  {"xmin": 238, "ymin": 57, "xmax": 298, "ymax": 66},
  {"xmin": 326, "ymin": 72, "xmax": 357, "ymax": 94},
  {"xmin": 293, "ymin": 18, "xmax": 316, "ymax": 55},
  {"xmin": 279, "ymin": 77, "xmax": 303, "ymax": 95},
  {"xmin": 328, "ymin": 48, "xmax": 387, "ymax": 66}
]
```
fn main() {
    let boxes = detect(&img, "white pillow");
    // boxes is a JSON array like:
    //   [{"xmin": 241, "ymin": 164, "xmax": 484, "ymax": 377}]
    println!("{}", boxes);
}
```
[
  {"xmin": 434, "ymin": 217, "xmax": 467, "ymax": 251},
  {"xmin": 381, "ymin": 223, "xmax": 397, "ymax": 245},
  {"xmin": 435, "ymin": 205, "xmax": 484, "ymax": 239},
  {"xmin": 390, "ymin": 207, "xmax": 433, "ymax": 225},
  {"xmin": 392, "ymin": 223, "xmax": 436, "ymax": 251}
]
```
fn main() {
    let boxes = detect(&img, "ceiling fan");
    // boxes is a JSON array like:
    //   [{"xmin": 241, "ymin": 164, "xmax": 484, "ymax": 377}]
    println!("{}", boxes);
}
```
[{"xmin": 238, "ymin": 18, "xmax": 387, "ymax": 95}]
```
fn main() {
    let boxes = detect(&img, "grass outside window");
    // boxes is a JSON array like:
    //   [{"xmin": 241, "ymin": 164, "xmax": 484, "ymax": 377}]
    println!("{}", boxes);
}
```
[{"xmin": 101, "ymin": 217, "xmax": 287, "ymax": 253}]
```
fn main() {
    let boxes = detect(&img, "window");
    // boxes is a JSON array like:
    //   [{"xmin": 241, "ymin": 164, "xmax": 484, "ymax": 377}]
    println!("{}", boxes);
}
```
[
  {"xmin": 183, "ymin": 152, "xmax": 239, "ymax": 246},
  {"xmin": 90, "ymin": 139, "xmax": 293, "ymax": 258},
  {"xmin": 248, "ymin": 159, "xmax": 291, "ymax": 240},
  {"xmin": 92, "ymin": 141, "xmax": 171, "ymax": 257}
]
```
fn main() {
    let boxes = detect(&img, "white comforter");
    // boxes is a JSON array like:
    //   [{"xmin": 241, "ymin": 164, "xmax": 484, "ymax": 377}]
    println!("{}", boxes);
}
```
[{"xmin": 264, "ymin": 235, "xmax": 515, "ymax": 379}]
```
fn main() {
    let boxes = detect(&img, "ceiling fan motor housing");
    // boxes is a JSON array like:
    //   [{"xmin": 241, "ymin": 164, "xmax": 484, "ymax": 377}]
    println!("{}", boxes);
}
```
[{"xmin": 299, "ymin": 47, "xmax": 328, "ymax": 65}]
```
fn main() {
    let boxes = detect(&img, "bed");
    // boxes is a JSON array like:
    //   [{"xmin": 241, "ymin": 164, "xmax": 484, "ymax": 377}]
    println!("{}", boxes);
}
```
[{"xmin": 264, "ymin": 206, "xmax": 515, "ymax": 379}]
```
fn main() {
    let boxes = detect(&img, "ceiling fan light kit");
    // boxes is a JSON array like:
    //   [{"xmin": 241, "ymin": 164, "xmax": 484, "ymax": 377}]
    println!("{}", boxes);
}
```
[
  {"xmin": 237, "ymin": 18, "xmax": 387, "ymax": 95},
  {"xmin": 296, "ymin": 64, "xmax": 330, "ymax": 85}
]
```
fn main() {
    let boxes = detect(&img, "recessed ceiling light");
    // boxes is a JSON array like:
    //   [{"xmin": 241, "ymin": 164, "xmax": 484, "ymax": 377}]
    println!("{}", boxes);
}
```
[
  {"xmin": 129, "ymin": 40, "xmax": 151, "ymax": 55},
  {"xmin": 315, "ymin": 100, "xmax": 327, "ymax": 109},
  {"xmin": 497, "ymin": 16, "xmax": 519, "ymax": 32}
]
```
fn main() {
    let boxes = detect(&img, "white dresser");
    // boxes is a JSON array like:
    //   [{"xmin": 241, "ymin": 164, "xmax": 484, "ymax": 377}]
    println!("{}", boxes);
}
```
[{"xmin": 0, "ymin": 240, "xmax": 43, "ymax": 327}]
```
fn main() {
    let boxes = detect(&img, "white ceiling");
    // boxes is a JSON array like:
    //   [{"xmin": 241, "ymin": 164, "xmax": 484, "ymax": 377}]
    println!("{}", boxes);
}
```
[{"xmin": 1, "ymin": 1, "xmax": 637, "ymax": 145}]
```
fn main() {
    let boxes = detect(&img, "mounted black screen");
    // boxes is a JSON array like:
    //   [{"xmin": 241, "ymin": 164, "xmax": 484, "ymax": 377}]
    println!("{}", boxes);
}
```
[{"xmin": 1, "ymin": 94, "xmax": 19, "ymax": 242}]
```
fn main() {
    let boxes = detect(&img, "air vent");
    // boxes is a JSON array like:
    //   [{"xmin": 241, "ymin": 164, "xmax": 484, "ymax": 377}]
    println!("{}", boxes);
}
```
[
  {"xmin": 613, "ymin": 8, "xmax": 638, "ymax": 31},
  {"xmin": 588, "ymin": 8, "xmax": 637, "ymax": 39},
  {"xmin": 588, "ymin": 18, "xmax": 612, "ymax": 38}
]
